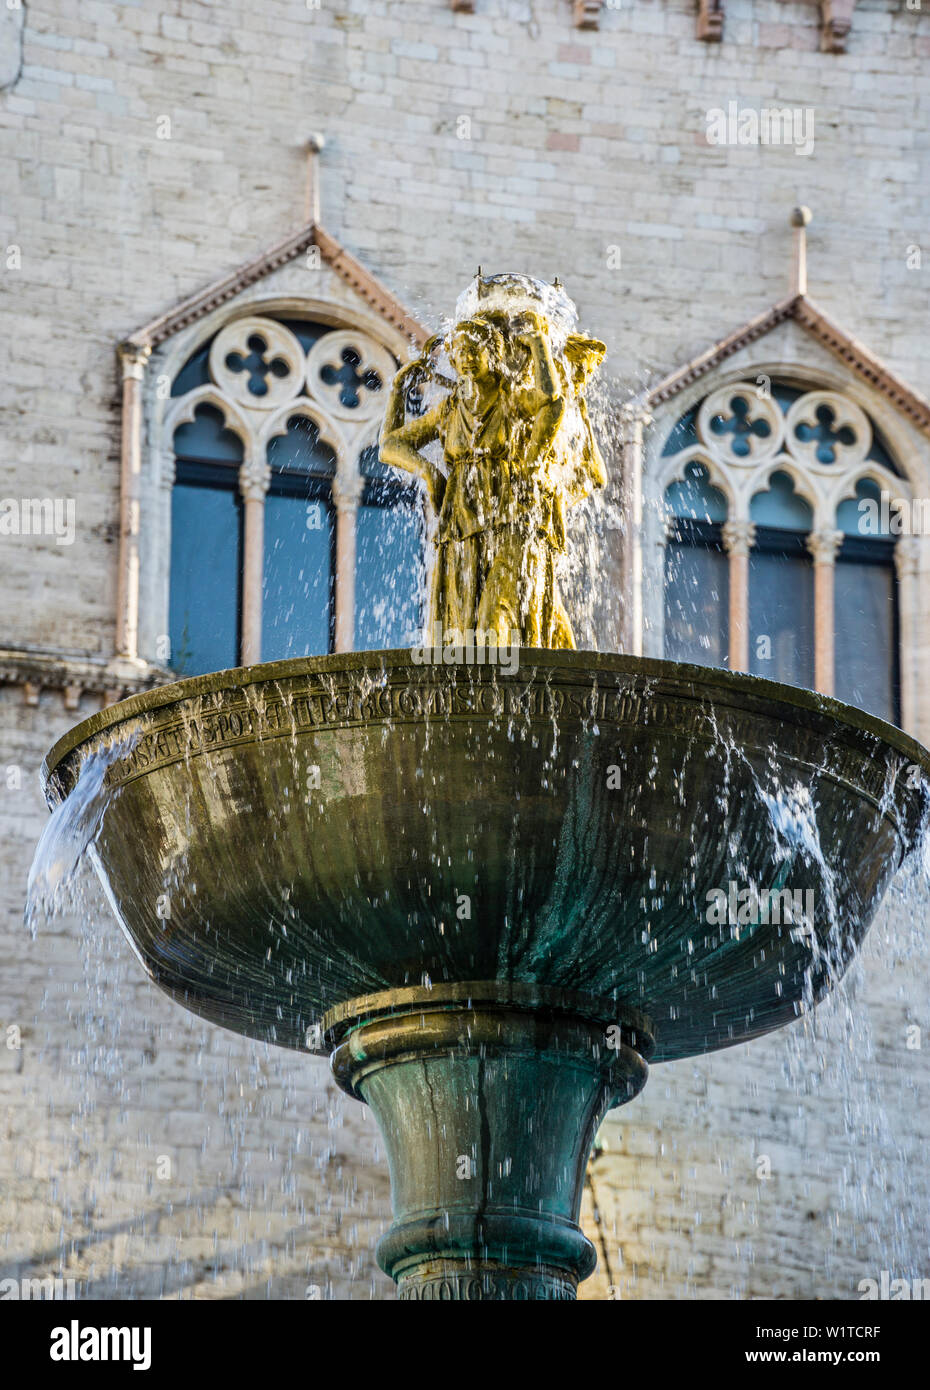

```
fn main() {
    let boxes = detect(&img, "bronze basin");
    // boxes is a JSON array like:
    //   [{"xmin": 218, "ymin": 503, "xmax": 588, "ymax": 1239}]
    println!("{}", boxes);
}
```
[
  {"xmin": 41, "ymin": 650, "xmax": 930, "ymax": 1299},
  {"xmin": 42, "ymin": 650, "xmax": 929, "ymax": 1063}
]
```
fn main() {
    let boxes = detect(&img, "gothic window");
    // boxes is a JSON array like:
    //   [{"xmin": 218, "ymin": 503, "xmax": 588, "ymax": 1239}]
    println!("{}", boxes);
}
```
[
  {"xmin": 164, "ymin": 315, "xmax": 424, "ymax": 676},
  {"xmin": 659, "ymin": 380, "xmax": 904, "ymax": 724}
]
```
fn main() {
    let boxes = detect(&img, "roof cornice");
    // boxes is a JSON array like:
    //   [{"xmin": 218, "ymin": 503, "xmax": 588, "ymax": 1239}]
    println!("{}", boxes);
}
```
[
  {"xmin": 644, "ymin": 294, "xmax": 930, "ymax": 435},
  {"xmin": 123, "ymin": 222, "xmax": 430, "ymax": 352},
  {"xmin": 645, "ymin": 295, "xmax": 799, "ymax": 410},
  {"xmin": 793, "ymin": 297, "xmax": 930, "ymax": 433}
]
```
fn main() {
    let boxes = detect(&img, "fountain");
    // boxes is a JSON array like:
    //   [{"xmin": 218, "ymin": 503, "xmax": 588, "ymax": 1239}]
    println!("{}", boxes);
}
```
[{"xmin": 38, "ymin": 274, "xmax": 930, "ymax": 1300}]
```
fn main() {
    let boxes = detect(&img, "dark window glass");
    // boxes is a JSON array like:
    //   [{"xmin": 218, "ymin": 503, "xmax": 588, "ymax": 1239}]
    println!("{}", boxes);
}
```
[
  {"xmin": 664, "ymin": 528, "xmax": 728, "ymax": 667},
  {"xmin": 749, "ymin": 470, "xmax": 813, "ymax": 531},
  {"xmin": 665, "ymin": 461, "xmax": 728, "ymax": 522},
  {"xmin": 169, "ymin": 477, "xmax": 242, "ymax": 676},
  {"xmin": 267, "ymin": 413, "xmax": 337, "ymax": 476},
  {"xmin": 262, "ymin": 488, "xmax": 334, "ymax": 661},
  {"xmin": 170, "ymin": 343, "xmax": 212, "ymax": 397},
  {"xmin": 834, "ymin": 540, "xmax": 898, "ymax": 724},
  {"xmin": 355, "ymin": 446, "xmax": 424, "ymax": 649},
  {"xmin": 662, "ymin": 464, "xmax": 729, "ymax": 669},
  {"xmin": 261, "ymin": 413, "xmax": 338, "ymax": 661},
  {"xmin": 749, "ymin": 532, "xmax": 814, "ymax": 689},
  {"xmin": 771, "ymin": 383, "xmax": 804, "ymax": 413},
  {"xmin": 865, "ymin": 429, "xmax": 900, "ymax": 476},
  {"xmin": 172, "ymin": 403, "xmax": 243, "ymax": 463},
  {"xmin": 279, "ymin": 319, "xmax": 332, "ymax": 354},
  {"xmin": 748, "ymin": 474, "xmax": 814, "ymax": 689},
  {"xmin": 661, "ymin": 405, "xmax": 698, "ymax": 456},
  {"xmin": 356, "ymin": 502, "xmax": 423, "ymax": 649},
  {"xmin": 169, "ymin": 405, "xmax": 243, "ymax": 675},
  {"xmin": 359, "ymin": 442, "xmax": 393, "ymax": 482},
  {"xmin": 836, "ymin": 477, "xmax": 890, "ymax": 538}
]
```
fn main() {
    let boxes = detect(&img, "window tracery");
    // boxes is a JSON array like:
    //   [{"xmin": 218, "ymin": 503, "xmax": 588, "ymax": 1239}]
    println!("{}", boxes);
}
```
[
  {"xmin": 658, "ymin": 379, "xmax": 905, "ymax": 723},
  {"xmin": 164, "ymin": 313, "xmax": 422, "ymax": 675}
]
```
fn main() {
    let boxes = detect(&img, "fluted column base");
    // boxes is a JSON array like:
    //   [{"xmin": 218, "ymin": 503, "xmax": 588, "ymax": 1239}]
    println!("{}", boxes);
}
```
[{"xmin": 325, "ymin": 982, "xmax": 653, "ymax": 1301}]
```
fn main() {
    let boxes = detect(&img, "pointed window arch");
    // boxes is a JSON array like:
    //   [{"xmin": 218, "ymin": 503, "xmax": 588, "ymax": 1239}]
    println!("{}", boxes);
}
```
[{"xmin": 113, "ymin": 222, "xmax": 429, "ymax": 694}]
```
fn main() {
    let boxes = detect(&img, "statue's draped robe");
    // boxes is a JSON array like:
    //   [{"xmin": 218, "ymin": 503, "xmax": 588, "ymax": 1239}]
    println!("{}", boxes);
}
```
[{"xmin": 430, "ymin": 384, "xmax": 577, "ymax": 648}]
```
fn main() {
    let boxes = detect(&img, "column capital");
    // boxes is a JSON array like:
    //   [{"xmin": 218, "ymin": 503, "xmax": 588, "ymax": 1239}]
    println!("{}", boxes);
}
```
[
  {"xmin": 239, "ymin": 457, "xmax": 271, "ymax": 502},
  {"xmin": 619, "ymin": 400, "xmax": 653, "ymax": 441},
  {"xmin": 721, "ymin": 520, "xmax": 756, "ymax": 557},
  {"xmin": 332, "ymin": 474, "xmax": 365, "ymax": 513},
  {"xmin": 118, "ymin": 340, "xmax": 152, "ymax": 381},
  {"xmin": 895, "ymin": 536, "xmax": 920, "ymax": 579},
  {"xmin": 806, "ymin": 528, "xmax": 844, "ymax": 565}
]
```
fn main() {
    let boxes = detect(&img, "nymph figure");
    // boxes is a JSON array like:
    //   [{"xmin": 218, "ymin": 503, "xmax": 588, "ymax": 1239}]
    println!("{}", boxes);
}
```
[{"xmin": 380, "ymin": 279, "xmax": 606, "ymax": 649}]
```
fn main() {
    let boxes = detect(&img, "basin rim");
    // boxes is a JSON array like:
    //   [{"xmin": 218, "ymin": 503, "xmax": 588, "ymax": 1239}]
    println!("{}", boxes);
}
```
[{"xmin": 41, "ymin": 648, "xmax": 930, "ymax": 800}]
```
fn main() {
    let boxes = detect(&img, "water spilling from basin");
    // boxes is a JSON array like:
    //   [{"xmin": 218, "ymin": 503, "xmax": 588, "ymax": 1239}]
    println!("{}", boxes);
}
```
[{"xmin": 25, "ymin": 272, "xmax": 930, "ymax": 1300}]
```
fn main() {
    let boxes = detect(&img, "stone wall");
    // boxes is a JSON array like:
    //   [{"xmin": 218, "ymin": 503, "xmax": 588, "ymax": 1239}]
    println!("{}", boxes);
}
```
[{"xmin": 2, "ymin": 0, "xmax": 929, "ymax": 1299}]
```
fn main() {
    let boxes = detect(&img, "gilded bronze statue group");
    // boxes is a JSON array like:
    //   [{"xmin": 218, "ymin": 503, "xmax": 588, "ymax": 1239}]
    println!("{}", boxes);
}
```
[{"xmin": 379, "ymin": 273, "xmax": 607, "ymax": 651}]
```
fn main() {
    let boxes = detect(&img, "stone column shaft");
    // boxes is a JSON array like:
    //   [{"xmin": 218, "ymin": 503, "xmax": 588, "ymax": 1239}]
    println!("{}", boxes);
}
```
[
  {"xmin": 239, "ymin": 457, "xmax": 271, "ymax": 666},
  {"xmin": 333, "ymin": 477, "xmax": 364, "ymax": 654},
  {"xmin": 619, "ymin": 404, "xmax": 650, "ymax": 657},
  {"xmin": 722, "ymin": 520, "xmax": 755, "ymax": 673},
  {"xmin": 895, "ymin": 538, "xmax": 919, "ymax": 735},
  {"xmin": 807, "ymin": 529, "xmax": 844, "ymax": 698},
  {"xmin": 116, "ymin": 341, "xmax": 151, "ymax": 661}
]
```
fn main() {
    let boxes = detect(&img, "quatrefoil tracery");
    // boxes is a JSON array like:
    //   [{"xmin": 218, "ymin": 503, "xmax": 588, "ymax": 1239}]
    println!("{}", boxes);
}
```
[
  {"xmin": 209, "ymin": 318, "xmax": 305, "ymax": 412},
  {"xmin": 697, "ymin": 385, "xmax": 784, "ymax": 466},
  {"xmin": 306, "ymin": 331, "xmax": 396, "ymax": 422},
  {"xmin": 205, "ymin": 316, "xmax": 396, "ymax": 428},
  {"xmin": 785, "ymin": 391, "xmax": 871, "ymax": 470},
  {"xmin": 225, "ymin": 336, "xmax": 291, "ymax": 399},
  {"xmin": 697, "ymin": 383, "xmax": 872, "ymax": 475},
  {"xmin": 662, "ymin": 381, "xmax": 897, "ymax": 533},
  {"xmin": 709, "ymin": 396, "xmax": 772, "ymax": 455}
]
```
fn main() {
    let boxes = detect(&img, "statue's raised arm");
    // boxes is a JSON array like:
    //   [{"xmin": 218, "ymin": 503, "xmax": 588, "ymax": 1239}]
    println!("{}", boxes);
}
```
[
  {"xmin": 509, "ymin": 310, "xmax": 566, "ymax": 475},
  {"xmin": 379, "ymin": 335, "xmax": 451, "ymax": 515},
  {"xmin": 378, "ymin": 273, "xmax": 607, "ymax": 651}
]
